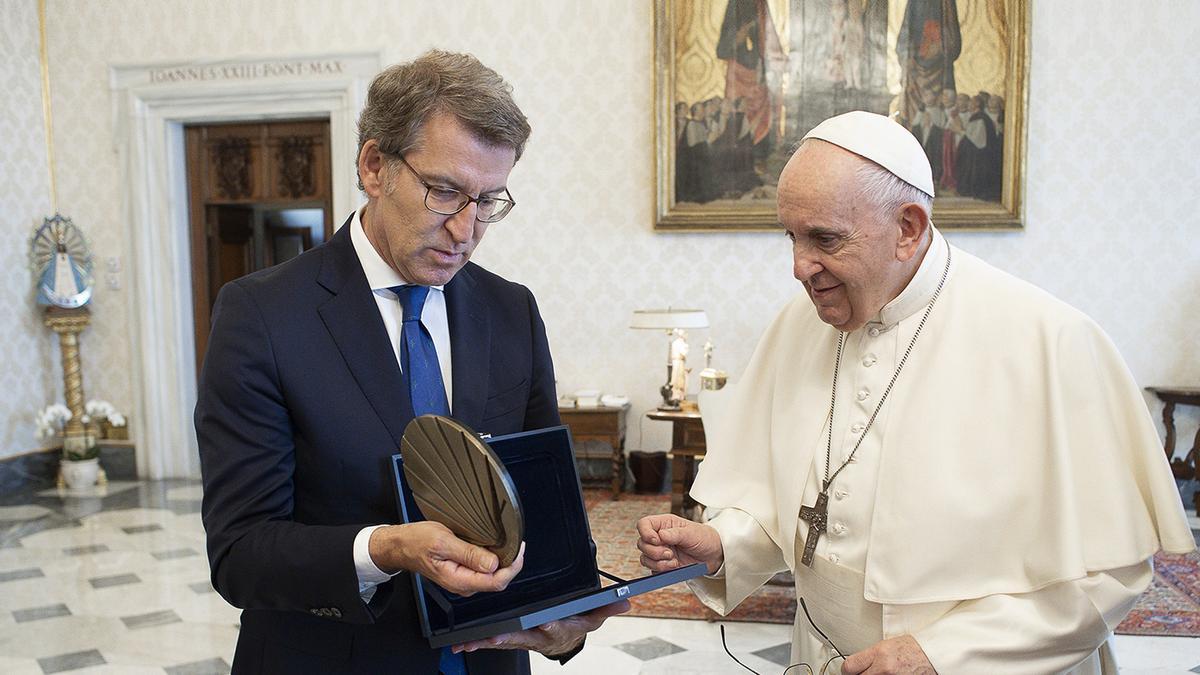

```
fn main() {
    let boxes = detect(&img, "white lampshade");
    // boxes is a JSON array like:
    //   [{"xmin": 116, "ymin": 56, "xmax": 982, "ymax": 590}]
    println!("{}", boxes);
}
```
[{"xmin": 629, "ymin": 308, "xmax": 709, "ymax": 330}]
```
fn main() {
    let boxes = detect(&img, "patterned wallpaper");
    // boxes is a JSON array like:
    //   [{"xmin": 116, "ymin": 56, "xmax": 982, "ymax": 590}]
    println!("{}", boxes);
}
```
[
  {"xmin": 1, "ymin": 0, "xmax": 1197, "ymax": 464},
  {"xmin": 0, "ymin": 0, "xmax": 56, "ymax": 460}
]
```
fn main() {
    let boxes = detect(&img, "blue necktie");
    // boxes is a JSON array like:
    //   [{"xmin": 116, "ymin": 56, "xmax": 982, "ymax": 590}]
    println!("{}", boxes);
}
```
[
  {"xmin": 390, "ymin": 285, "xmax": 464, "ymax": 675},
  {"xmin": 391, "ymin": 285, "xmax": 451, "ymax": 418}
]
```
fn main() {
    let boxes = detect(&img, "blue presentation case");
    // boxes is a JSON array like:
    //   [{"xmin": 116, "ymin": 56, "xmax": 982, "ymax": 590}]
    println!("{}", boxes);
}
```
[{"xmin": 390, "ymin": 424, "xmax": 706, "ymax": 649}]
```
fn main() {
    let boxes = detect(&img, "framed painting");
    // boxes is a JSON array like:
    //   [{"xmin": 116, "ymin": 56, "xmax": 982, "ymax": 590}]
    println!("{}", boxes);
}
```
[{"xmin": 654, "ymin": 0, "xmax": 1029, "ymax": 231}]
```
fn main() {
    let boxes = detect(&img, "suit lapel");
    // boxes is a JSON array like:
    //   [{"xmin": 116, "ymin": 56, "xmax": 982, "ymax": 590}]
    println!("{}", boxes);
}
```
[
  {"xmin": 316, "ymin": 220, "xmax": 414, "ymax": 447},
  {"xmin": 445, "ymin": 265, "xmax": 491, "ymax": 429}
]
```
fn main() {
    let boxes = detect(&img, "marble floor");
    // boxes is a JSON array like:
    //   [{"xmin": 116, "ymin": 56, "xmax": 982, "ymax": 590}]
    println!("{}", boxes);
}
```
[{"xmin": 1, "ymin": 480, "xmax": 1198, "ymax": 674}]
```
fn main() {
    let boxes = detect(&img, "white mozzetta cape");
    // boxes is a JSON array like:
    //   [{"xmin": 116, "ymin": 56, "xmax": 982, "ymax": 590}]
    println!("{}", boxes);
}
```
[{"xmin": 691, "ymin": 239, "xmax": 1193, "ymax": 606}]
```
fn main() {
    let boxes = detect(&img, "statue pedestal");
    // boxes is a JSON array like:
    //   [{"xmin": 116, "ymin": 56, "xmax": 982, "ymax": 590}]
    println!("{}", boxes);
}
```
[
  {"xmin": 44, "ymin": 306, "xmax": 91, "ymax": 414},
  {"xmin": 45, "ymin": 307, "xmax": 102, "ymax": 487}
]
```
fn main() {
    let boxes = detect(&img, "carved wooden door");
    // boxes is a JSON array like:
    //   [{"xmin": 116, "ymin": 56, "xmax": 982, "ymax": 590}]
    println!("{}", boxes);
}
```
[{"xmin": 185, "ymin": 119, "xmax": 333, "ymax": 372}]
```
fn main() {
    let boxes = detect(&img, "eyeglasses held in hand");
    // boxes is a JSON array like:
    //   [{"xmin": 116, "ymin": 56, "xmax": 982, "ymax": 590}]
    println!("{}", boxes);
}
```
[{"xmin": 720, "ymin": 598, "xmax": 846, "ymax": 675}]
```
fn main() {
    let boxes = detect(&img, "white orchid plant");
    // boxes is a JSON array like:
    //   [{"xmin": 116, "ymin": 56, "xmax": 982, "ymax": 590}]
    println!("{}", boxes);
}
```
[
  {"xmin": 35, "ymin": 403, "xmax": 72, "ymax": 440},
  {"xmin": 85, "ymin": 399, "xmax": 126, "ymax": 428}
]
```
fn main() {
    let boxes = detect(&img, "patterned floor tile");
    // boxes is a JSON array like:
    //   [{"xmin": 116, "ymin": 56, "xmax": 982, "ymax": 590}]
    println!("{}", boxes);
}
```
[
  {"xmin": 12, "ymin": 603, "xmax": 71, "ymax": 623},
  {"xmin": 121, "ymin": 609, "xmax": 183, "ymax": 629},
  {"xmin": 0, "ymin": 478, "xmax": 1197, "ymax": 673},
  {"xmin": 165, "ymin": 485, "xmax": 205, "ymax": 501},
  {"xmin": 63, "ymin": 544, "xmax": 109, "ymax": 556},
  {"xmin": 37, "ymin": 649, "xmax": 105, "ymax": 674},
  {"xmin": 153, "ymin": 542, "xmax": 200, "ymax": 559},
  {"xmin": 612, "ymin": 635, "xmax": 687, "ymax": 661},
  {"xmin": 0, "ymin": 656, "xmax": 41, "ymax": 675},
  {"xmin": 121, "ymin": 524, "xmax": 165, "ymax": 535},
  {"xmin": 88, "ymin": 572, "xmax": 140, "ymax": 588},
  {"xmin": 751, "ymin": 641, "xmax": 792, "ymax": 666},
  {"xmin": 0, "ymin": 568, "xmax": 44, "ymax": 583},
  {"xmin": 0, "ymin": 505, "xmax": 53, "ymax": 520},
  {"xmin": 167, "ymin": 499, "xmax": 204, "ymax": 515},
  {"xmin": 164, "ymin": 657, "xmax": 231, "ymax": 675}
]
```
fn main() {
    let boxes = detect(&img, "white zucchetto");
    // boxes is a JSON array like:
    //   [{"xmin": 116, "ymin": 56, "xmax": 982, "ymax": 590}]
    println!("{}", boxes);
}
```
[{"xmin": 802, "ymin": 111, "xmax": 935, "ymax": 198}]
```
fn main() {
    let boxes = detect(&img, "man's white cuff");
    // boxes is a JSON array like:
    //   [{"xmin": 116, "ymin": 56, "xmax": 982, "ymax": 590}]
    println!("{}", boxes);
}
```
[{"xmin": 354, "ymin": 525, "xmax": 397, "ymax": 596}]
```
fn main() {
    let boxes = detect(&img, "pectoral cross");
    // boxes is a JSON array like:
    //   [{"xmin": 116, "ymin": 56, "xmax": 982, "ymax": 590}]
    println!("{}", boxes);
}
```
[{"xmin": 798, "ymin": 491, "xmax": 829, "ymax": 567}]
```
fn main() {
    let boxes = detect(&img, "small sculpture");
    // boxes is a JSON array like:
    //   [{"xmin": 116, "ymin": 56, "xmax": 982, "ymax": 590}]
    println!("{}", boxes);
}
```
[
  {"xmin": 700, "ymin": 338, "xmax": 728, "ymax": 391},
  {"xmin": 668, "ymin": 329, "xmax": 690, "ymax": 405}
]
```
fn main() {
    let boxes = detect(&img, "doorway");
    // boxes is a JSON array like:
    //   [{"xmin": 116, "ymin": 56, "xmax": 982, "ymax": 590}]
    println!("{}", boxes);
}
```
[{"xmin": 185, "ymin": 119, "xmax": 334, "ymax": 373}]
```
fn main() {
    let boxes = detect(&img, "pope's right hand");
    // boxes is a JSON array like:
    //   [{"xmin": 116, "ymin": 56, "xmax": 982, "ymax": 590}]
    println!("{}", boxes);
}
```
[
  {"xmin": 636, "ymin": 514, "xmax": 723, "ymax": 575},
  {"xmin": 368, "ymin": 522, "xmax": 524, "ymax": 596}
]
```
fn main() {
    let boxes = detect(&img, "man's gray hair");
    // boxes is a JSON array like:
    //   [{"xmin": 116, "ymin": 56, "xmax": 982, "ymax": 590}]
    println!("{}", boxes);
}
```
[
  {"xmin": 855, "ymin": 160, "xmax": 933, "ymax": 221},
  {"xmin": 356, "ymin": 50, "xmax": 531, "ymax": 189}
]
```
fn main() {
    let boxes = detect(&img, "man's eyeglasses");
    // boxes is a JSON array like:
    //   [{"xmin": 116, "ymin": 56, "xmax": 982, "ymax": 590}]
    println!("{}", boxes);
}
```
[
  {"xmin": 720, "ymin": 598, "xmax": 845, "ymax": 675},
  {"xmin": 394, "ymin": 154, "xmax": 516, "ymax": 223}
]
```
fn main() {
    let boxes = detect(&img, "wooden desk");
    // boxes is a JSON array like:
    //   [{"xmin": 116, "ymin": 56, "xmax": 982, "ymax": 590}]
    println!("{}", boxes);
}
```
[
  {"xmin": 559, "ymin": 405, "xmax": 630, "ymax": 500},
  {"xmin": 1146, "ymin": 386, "xmax": 1200, "ymax": 512},
  {"xmin": 647, "ymin": 410, "xmax": 706, "ymax": 518}
]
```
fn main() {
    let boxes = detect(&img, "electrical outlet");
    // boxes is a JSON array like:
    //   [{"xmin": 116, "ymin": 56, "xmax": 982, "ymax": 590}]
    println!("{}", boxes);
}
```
[{"xmin": 106, "ymin": 273, "xmax": 120, "ymax": 290}]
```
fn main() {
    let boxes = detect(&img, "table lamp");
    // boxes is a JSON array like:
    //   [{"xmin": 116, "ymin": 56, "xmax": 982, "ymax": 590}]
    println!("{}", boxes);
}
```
[{"xmin": 630, "ymin": 308, "xmax": 709, "ymax": 410}]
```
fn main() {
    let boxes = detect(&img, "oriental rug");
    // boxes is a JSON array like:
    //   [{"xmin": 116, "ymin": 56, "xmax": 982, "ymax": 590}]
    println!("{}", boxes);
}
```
[{"xmin": 582, "ymin": 490, "xmax": 1200, "ymax": 637}]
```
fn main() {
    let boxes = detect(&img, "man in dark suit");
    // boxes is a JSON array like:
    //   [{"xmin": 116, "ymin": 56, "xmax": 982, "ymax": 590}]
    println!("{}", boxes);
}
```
[{"xmin": 195, "ymin": 50, "xmax": 621, "ymax": 674}]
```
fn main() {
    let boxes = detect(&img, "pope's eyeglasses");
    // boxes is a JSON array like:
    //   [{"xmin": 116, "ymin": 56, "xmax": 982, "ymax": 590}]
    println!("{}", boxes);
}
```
[{"xmin": 720, "ymin": 598, "xmax": 845, "ymax": 675}]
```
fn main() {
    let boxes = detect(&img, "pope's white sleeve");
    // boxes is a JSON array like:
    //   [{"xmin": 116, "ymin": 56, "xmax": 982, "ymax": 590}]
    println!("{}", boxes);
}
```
[
  {"xmin": 911, "ymin": 559, "xmax": 1152, "ymax": 674},
  {"xmin": 687, "ymin": 508, "xmax": 788, "ymax": 615}
]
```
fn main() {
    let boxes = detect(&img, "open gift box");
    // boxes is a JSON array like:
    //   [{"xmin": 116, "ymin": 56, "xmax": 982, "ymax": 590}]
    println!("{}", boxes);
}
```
[{"xmin": 390, "ymin": 424, "xmax": 704, "ymax": 648}]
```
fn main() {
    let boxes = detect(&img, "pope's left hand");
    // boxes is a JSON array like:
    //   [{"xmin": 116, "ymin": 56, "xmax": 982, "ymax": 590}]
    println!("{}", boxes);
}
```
[
  {"xmin": 451, "ymin": 600, "xmax": 630, "ymax": 658},
  {"xmin": 840, "ymin": 635, "xmax": 935, "ymax": 675}
]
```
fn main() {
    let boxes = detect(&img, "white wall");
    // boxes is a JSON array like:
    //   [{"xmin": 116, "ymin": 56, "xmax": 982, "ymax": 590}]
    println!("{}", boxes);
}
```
[{"xmin": 2, "ymin": 0, "xmax": 1197, "ymax": 464}]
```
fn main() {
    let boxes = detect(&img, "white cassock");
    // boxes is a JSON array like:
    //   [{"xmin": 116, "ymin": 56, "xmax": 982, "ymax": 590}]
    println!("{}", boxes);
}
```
[{"xmin": 688, "ymin": 228, "xmax": 1194, "ymax": 674}]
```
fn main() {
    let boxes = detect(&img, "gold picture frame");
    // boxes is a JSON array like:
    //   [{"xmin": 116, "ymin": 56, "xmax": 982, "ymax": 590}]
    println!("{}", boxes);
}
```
[{"xmin": 654, "ymin": 0, "xmax": 1029, "ymax": 231}]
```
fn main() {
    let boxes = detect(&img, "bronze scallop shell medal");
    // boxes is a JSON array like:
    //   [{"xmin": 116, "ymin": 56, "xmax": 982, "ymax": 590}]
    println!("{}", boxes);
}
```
[{"xmin": 400, "ymin": 415, "xmax": 524, "ymax": 568}]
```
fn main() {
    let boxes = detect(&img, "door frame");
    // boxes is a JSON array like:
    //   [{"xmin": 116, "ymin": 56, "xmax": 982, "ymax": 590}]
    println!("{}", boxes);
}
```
[
  {"xmin": 186, "ymin": 119, "xmax": 335, "ymax": 376},
  {"xmin": 110, "ymin": 54, "xmax": 379, "ymax": 478}
]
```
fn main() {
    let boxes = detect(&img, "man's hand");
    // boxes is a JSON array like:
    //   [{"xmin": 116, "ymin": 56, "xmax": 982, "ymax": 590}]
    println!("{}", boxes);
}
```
[
  {"xmin": 368, "ymin": 522, "xmax": 524, "ymax": 596},
  {"xmin": 636, "ymin": 514, "xmax": 724, "ymax": 575},
  {"xmin": 841, "ymin": 635, "xmax": 936, "ymax": 675},
  {"xmin": 451, "ymin": 600, "xmax": 630, "ymax": 657}
]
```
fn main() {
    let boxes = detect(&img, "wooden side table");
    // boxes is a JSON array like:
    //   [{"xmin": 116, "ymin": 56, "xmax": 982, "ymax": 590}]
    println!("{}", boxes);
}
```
[
  {"xmin": 559, "ymin": 404, "xmax": 630, "ymax": 500},
  {"xmin": 647, "ymin": 410, "xmax": 706, "ymax": 518},
  {"xmin": 1146, "ymin": 386, "xmax": 1200, "ymax": 512}
]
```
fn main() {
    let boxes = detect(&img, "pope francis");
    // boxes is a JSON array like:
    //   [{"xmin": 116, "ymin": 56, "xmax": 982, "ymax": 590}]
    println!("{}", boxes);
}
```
[{"xmin": 636, "ymin": 111, "xmax": 1193, "ymax": 674}]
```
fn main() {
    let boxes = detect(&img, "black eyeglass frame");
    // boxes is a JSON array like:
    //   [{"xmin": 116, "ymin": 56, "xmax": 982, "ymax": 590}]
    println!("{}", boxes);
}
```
[
  {"xmin": 392, "ymin": 153, "xmax": 516, "ymax": 223},
  {"xmin": 719, "ymin": 597, "xmax": 846, "ymax": 675}
]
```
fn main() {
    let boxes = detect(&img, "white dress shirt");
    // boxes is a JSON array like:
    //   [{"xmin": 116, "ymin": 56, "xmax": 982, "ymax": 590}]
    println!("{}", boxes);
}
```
[{"xmin": 346, "ymin": 207, "xmax": 454, "ymax": 600}]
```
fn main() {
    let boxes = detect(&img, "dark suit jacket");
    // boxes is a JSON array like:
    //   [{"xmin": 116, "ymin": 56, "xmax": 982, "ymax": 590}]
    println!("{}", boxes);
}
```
[{"xmin": 195, "ymin": 219, "xmax": 560, "ymax": 674}]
